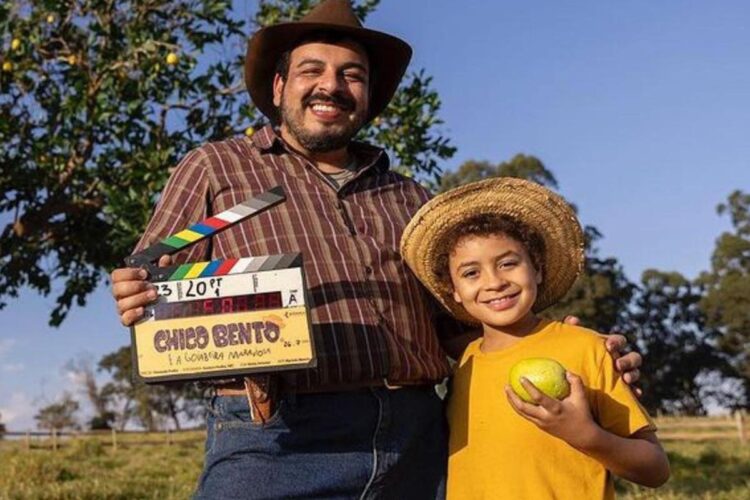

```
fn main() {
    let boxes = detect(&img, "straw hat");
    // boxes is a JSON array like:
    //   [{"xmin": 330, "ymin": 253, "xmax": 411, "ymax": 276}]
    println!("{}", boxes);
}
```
[
  {"xmin": 400, "ymin": 177, "xmax": 585, "ymax": 326},
  {"xmin": 245, "ymin": 0, "xmax": 412, "ymax": 123}
]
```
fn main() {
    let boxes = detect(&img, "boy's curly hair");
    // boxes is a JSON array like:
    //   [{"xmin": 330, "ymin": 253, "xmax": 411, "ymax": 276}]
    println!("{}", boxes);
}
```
[{"xmin": 431, "ymin": 213, "xmax": 546, "ymax": 295}]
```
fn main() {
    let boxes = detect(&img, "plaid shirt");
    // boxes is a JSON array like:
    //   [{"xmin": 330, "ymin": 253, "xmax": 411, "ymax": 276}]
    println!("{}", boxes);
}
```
[{"xmin": 135, "ymin": 125, "xmax": 463, "ymax": 390}]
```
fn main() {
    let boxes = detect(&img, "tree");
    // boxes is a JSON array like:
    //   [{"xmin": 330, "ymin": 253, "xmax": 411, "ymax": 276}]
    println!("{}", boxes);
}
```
[
  {"xmin": 1, "ymin": 0, "xmax": 454, "ymax": 325},
  {"xmin": 625, "ymin": 270, "xmax": 739, "ymax": 415},
  {"xmin": 99, "ymin": 346, "xmax": 204, "ymax": 430},
  {"xmin": 34, "ymin": 393, "xmax": 80, "ymax": 431},
  {"xmin": 699, "ymin": 190, "xmax": 750, "ymax": 404},
  {"xmin": 65, "ymin": 355, "xmax": 116, "ymax": 429},
  {"xmin": 438, "ymin": 154, "xmax": 558, "ymax": 193},
  {"xmin": 543, "ymin": 226, "xmax": 636, "ymax": 333},
  {"xmin": 0, "ymin": 411, "xmax": 6, "ymax": 439}
]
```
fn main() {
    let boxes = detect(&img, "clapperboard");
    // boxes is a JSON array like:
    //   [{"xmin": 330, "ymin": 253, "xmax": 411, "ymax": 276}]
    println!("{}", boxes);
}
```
[{"xmin": 125, "ymin": 186, "xmax": 316, "ymax": 384}]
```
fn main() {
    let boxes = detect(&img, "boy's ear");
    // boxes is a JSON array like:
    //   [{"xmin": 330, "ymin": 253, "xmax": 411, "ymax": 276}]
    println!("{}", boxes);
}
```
[
  {"xmin": 452, "ymin": 289, "xmax": 463, "ymax": 304},
  {"xmin": 535, "ymin": 268, "xmax": 543, "ymax": 285}
]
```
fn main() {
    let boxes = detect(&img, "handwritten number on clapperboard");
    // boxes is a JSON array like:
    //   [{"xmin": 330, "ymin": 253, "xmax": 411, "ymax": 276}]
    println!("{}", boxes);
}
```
[
  {"xmin": 157, "ymin": 279, "xmax": 221, "ymax": 300},
  {"xmin": 185, "ymin": 281, "xmax": 209, "ymax": 298}
]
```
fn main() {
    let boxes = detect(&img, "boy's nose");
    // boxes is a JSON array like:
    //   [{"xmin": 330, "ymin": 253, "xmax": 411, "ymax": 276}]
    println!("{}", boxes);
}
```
[{"xmin": 484, "ymin": 272, "xmax": 510, "ymax": 290}]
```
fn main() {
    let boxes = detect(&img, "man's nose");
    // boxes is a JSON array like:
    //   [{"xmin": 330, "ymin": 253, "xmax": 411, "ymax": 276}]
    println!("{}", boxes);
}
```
[{"xmin": 316, "ymin": 68, "xmax": 346, "ymax": 94}]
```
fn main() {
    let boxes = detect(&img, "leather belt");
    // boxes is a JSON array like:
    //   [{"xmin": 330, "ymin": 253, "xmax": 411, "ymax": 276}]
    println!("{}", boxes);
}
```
[{"xmin": 215, "ymin": 376, "xmax": 435, "ymax": 424}]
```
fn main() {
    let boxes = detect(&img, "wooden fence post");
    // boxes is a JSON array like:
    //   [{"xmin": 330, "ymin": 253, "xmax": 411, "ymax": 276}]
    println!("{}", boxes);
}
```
[
  {"xmin": 24, "ymin": 431, "xmax": 30, "ymax": 451},
  {"xmin": 736, "ymin": 410, "xmax": 747, "ymax": 445},
  {"xmin": 111, "ymin": 428, "xmax": 118, "ymax": 452},
  {"xmin": 166, "ymin": 429, "xmax": 172, "ymax": 446},
  {"xmin": 52, "ymin": 429, "xmax": 58, "ymax": 451}
]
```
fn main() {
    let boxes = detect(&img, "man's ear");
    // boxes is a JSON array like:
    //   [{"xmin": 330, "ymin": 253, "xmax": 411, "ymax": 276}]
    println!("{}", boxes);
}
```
[
  {"xmin": 536, "ymin": 268, "xmax": 543, "ymax": 285},
  {"xmin": 272, "ymin": 73, "xmax": 284, "ymax": 108}
]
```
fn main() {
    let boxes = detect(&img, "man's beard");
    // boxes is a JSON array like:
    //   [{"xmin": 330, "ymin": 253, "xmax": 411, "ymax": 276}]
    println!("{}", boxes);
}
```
[{"xmin": 279, "ymin": 90, "xmax": 367, "ymax": 153}]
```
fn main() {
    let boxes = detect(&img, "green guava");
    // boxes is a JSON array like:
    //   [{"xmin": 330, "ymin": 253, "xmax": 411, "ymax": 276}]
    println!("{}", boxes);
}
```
[{"xmin": 509, "ymin": 358, "xmax": 570, "ymax": 404}]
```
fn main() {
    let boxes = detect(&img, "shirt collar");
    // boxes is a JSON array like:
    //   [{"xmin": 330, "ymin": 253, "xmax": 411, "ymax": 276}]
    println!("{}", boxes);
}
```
[{"xmin": 252, "ymin": 124, "xmax": 283, "ymax": 151}]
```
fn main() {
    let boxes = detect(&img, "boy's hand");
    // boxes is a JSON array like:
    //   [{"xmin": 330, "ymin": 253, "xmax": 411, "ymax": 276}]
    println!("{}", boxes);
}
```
[
  {"xmin": 505, "ymin": 371, "xmax": 599, "ymax": 449},
  {"xmin": 563, "ymin": 315, "xmax": 643, "ymax": 395}
]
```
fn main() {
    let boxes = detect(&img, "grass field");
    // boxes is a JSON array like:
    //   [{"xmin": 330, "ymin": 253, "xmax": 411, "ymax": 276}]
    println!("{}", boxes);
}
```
[
  {"xmin": 1, "ymin": 431, "xmax": 748, "ymax": 499},
  {"xmin": 618, "ymin": 440, "xmax": 750, "ymax": 499}
]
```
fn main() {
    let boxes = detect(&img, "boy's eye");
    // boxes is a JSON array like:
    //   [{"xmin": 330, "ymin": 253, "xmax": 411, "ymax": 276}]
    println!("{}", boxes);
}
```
[
  {"xmin": 462, "ymin": 269, "xmax": 479, "ymax": 279},
  {"xmin": 499, "ymin": 260, "xmax": 518, "ymax": 269}
]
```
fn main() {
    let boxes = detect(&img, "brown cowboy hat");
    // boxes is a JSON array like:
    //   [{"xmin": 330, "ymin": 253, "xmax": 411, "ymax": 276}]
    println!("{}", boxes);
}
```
[{"xmin": 245, "ymin": 0, "xmax": 412, "ymax": 122}]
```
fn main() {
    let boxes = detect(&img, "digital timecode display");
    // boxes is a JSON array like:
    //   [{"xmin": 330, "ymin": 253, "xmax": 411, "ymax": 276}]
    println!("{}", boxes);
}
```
[{"xmin": 153, "ymin": 292, "xmax": 283, "ymax": 320}]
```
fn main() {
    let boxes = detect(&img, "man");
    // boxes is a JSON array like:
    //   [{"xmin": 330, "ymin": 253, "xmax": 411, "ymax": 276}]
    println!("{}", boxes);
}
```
[{"xmin": 110, "ymin": 1, "xmax": 642, "ymax": 498}]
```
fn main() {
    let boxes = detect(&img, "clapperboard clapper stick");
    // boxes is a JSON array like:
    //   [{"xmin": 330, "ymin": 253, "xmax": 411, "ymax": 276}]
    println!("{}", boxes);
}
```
[
  {"xmin": 126, "ymin": 186, "xmax": 317, "ymax": 384},
  {"xmin": 126, "ymin": 186, "xmax": 287, "ymax": 279}
]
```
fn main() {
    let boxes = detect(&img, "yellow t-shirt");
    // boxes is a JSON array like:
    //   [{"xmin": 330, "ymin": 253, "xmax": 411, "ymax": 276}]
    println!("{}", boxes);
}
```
[{"xmin": 446, "ymin": 320, "xmax": 655, "ymax": 500}]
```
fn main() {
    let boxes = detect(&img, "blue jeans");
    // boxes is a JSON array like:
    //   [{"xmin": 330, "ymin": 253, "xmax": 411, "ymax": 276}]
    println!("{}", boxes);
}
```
[{"xmin": 194, "ymin": 386, "xmax": 447, "ymax": 499}]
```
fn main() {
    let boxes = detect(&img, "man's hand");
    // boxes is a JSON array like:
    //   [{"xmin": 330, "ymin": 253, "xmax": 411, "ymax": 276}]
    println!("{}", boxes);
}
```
[
  {"xmin": 111, "ymin": 255, "xmax": 171, "ymax": 327},
  {"xmin": 563, "ymin": 315, "xmax": 643, "ymax": 396}
]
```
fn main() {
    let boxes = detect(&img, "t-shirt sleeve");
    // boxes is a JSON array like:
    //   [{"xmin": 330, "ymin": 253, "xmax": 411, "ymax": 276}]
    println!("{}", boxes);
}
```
[
  {"xmin": 592, "ymin": 347, "xmax": 656, "ymax": 437},
  {"xmin": 132, "ymin": 148, "xmax": 212, "ymax": 265}
]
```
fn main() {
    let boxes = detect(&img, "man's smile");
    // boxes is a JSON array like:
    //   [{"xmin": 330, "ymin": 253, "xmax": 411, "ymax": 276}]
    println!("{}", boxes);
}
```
[
  {"xmin": 307, "ymin": 101, "xmax": 348, "ymax": 121},
  {"xmin": 303, "ymin": 92, "xmax": 356, "ymax": 121}
]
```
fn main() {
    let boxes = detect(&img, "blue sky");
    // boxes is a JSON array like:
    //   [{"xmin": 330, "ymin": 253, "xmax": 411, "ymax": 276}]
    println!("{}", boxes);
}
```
[{"xmin": 2, "ymin": 0, "xmax": 749, "ymax": 430}]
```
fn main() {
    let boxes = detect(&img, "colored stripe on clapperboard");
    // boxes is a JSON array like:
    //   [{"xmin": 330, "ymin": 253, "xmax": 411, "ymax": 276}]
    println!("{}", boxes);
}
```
[
  {"xmin": 125, "ymin": 186, "xmax": 285, "ymax": 269},
  {"xmin": 162, "ymin": 253, "xmax": 302, "ymax": 281}
]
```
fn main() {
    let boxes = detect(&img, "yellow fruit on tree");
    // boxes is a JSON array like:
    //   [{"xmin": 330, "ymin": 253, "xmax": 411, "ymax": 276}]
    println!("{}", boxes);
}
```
[
  {"xmin": 46, "ymin": 14, "xmax": 55, "ymax": 24},
  {"xmin": 509, "ymin": 358, "xmax": 570, "ymax": 404},
  {"xmin": 166, "ymin": 52, "xmax": 179, "ymax": 66},
  {"xmin": 244, "ymin": 127, "xmax": 255, "ymax": 137},
  {"xmin": 67, "ymin": 55, "xmax": 77, "ymax": 65},
  {"xmin": 2, "ymin": 61, "xmax": 13, "ymax": 72},
  {"xmin": 11, "ymin": 38, "xmax": 21, "ymax": 51}
]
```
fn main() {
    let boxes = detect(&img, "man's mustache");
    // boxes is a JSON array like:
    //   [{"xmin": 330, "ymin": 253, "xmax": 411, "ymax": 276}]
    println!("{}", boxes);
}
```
[{"xmin": 302, "ymin": 92, "xmax": 356, "ymax": 111}]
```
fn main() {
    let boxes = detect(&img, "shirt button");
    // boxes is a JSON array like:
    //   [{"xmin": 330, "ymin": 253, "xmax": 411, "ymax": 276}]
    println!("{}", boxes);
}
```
[{"xmin": 364, "ymin": 266, "xmax": 373, "ymax": 275}]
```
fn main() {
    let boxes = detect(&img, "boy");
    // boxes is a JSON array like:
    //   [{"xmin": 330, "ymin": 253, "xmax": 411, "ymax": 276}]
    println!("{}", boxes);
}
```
[{"xmin": 400, "ymin": 177, "xmax": 669, "ymax": 499}]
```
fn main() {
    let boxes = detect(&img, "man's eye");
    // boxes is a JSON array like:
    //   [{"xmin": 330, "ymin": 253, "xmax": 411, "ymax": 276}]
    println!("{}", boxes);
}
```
[{"xmin": 344, "ymin": 73, "xmax": 365, "ymax": 82}]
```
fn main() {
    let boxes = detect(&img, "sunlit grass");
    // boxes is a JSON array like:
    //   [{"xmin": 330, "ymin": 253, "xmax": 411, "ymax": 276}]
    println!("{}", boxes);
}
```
[
  {"xmin": 618, "ymin": 440, "xmax": 750, "ymax": 499},
  {"xmin": 1, "ymin": 431, "xmax": 748, "ymax": 499},
  {"xmin": 0, "ymin": 433, "xmax": 203, "ymax": 499}
]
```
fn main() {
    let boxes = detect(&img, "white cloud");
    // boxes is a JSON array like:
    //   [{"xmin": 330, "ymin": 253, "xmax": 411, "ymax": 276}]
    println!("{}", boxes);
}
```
[
  {"xmin": 0, "ymin": 338, "xmax": 15, "ymax": 356},
  {"xmin": 0, "ymin": 392, "xmax": 36, "ymax": 430},
  {"xmin": 64, "ymin": 369, "xmax": 88, "ymax": 385}
]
